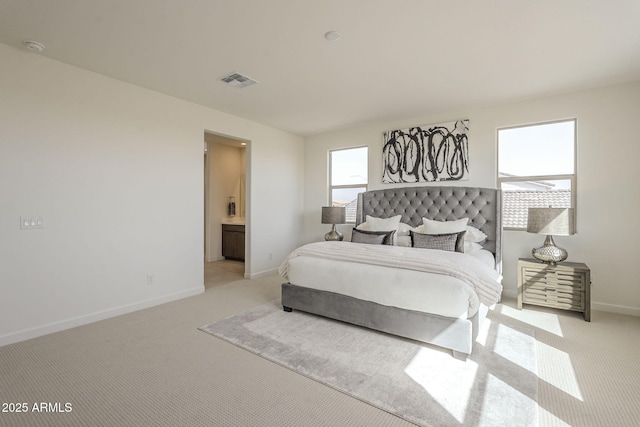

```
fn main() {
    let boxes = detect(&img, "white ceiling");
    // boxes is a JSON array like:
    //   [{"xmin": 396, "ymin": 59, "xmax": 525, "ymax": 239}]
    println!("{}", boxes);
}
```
[{"xmin": 1, "ymin": 0, "xmax": 639, "ymax": 136}]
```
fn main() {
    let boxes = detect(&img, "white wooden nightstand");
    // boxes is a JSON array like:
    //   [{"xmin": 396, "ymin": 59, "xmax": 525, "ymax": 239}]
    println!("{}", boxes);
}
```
[{"xmin": 517, "ymin": 258, "xmax": 591, "ymax": 321}]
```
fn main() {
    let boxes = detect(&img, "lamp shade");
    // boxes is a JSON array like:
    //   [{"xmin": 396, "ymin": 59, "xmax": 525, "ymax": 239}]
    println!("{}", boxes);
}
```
[
  {"xmin": 527, "ymin": 208, "xmax": 575, "ymax": 236},
  {"xmin": 321, "ymin": 206, "xmax": 346, "ymax": 224}
]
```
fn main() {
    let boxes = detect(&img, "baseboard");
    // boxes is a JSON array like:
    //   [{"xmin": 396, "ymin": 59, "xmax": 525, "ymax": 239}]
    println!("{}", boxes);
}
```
[
  {"xmin": 502, "ymin": 289, "xmax": 518, "ymax": 299},
  {"xmin": 502, "ymin": 289, "xmax": 640, "ymax": 317},
  {"xmin": 247, "ymin": 268, "xmax": 278, "ymax": 279},
  {"xmin": 0, "ymin": 286, "xmax": 204, "ymax": 347},
  {"xmin": 591, "ymin": 301, "xmax": 640, "ymax": 317}
]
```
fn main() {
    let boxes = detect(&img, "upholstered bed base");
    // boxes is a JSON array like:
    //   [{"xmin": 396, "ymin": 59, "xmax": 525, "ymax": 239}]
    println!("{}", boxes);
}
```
[
  {"xmin": 282, "ymin": 283, "xmax": 487, "ymax": 360},
  {"xmin": 281, "ymin": 186, "xmax": 500, "ymax": 359}
]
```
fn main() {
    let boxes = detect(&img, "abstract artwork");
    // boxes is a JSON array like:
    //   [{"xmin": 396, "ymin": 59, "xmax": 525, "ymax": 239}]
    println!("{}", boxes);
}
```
[{"xmin": 382, "ymin": 119, "xmax": 469, "ymax": 183}]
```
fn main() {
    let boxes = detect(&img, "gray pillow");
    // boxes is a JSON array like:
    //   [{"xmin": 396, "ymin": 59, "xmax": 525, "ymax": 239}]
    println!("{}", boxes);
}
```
[
  {"xmin": 410, "ymin": 230, "xmax": 466, "ymax": 252},
  {"xmin": 351, "ymin": 228, "xmax": 396, "ymax": 245}
]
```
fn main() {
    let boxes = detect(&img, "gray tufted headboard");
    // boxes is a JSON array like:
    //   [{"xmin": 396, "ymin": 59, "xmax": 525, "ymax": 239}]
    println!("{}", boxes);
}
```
[{"xmin": 356, "ymin": 186, "xmax": 502, "ymax": 271}]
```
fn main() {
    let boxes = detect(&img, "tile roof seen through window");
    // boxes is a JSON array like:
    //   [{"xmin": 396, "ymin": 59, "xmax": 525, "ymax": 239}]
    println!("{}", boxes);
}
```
[{"xmin": 503, "ymin": 189, "xmax": 572, "ymax": 229}]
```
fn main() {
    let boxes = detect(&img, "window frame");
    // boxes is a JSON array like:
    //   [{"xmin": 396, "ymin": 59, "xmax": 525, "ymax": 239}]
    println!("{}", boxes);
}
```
[
  {"xmin": 497, "ymin": 119, "xmax": 577, "ymax": 231},
  {"xmin": 328, "ymin": 146, "xmax": 369, "ymax": 224}
]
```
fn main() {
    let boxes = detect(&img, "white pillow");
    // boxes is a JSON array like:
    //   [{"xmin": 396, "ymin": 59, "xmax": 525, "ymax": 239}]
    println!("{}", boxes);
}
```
[
  {"xmin": 419, "ymin": 217, "xmax": 469, "ymax": 234},
  {"xmin": 397, "ymin": 222, "xmax": 414, "ymax": 237},
  {"xmin": 416, "ymin": 218, "xmax": 488, "ymax": 244},
  {"xmin": 356, "ymin": 215, "xmax": 402, "ymax": 232},
  {"xmin": 464, "ymin": 241, "xmax": 484, "ymax": 253},
  {"xmin": 396, "ymin": 236, "xmax": 412, "ymax": 247},
  {"xmin": 466, "ymin": 226, "xmax": 488, "ymax": 243}
]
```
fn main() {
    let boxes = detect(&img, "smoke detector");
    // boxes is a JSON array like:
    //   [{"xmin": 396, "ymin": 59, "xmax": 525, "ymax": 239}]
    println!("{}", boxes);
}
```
[
  {"xmin": 23, "ymin": 40, "xmax": 45, "ymax": 53},
  {"xmin": 219, "ymin": 72, "xmax": 259, "ymax": 88},
  {"xmin": 324, "ymin": 31, "xmax": 341, "ymax": 41}
]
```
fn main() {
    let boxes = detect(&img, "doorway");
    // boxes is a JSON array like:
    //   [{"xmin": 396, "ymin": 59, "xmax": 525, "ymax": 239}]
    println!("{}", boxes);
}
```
[{"xmin": 203, "ymin": 131, "xmax": 248, "ymax": 278}]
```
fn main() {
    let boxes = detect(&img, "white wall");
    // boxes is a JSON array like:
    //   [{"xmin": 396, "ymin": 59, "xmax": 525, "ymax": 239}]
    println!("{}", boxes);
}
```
[
  {"xmin": 0, "ymin": 42, "xmax": 304, "ymax": 345},
  {"xmin": 304, "ymin": 81, "xmax": 640, "ymax": 317},
  {"xmin": 246, "ymin": 131, "xmax": 305, "ymax": 276}
]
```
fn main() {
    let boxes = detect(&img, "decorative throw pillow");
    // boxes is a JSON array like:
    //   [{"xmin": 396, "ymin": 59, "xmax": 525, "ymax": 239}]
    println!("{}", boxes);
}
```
[
  {"xmin": 351, "ymin": 228, "xmax": 396, "ymax": 245},
  {"xmin": 410, "ymin": 230, "xmax": 466, "ymax": 252},
  {"xmin": 356, "ymin": 215, "xmax": 402, "ymax": 245}
]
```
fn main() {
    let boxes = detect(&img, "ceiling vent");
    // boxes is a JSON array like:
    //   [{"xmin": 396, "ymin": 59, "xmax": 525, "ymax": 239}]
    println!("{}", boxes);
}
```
[
  {"xmin": 219, "ymin": 72, "xmax": 259, "ymax": 88},
  {"xmin": 23, "ymin": 40, "xmax": 45, "ymax": 52}
]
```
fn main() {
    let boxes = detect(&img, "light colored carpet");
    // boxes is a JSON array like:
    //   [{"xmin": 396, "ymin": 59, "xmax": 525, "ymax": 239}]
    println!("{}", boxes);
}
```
[
  {"xmin": 201, "ymin": 301, "xmax": 538, "ymax": 427},
  {"xmin": 2, "ymin": 262, "xmax": 640, "ymax": 426}
]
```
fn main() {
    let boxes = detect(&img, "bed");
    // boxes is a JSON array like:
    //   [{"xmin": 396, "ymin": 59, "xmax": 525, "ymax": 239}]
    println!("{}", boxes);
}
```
[{"xmin": 279, "ymin": 186, "xmax": 503, "ymax": 360}]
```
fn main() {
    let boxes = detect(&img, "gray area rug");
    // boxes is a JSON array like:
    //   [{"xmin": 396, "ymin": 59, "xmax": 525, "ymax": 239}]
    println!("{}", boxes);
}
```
[{"xmin": 200, "ymin": 301, "xmax": 538, "ymax": 427}]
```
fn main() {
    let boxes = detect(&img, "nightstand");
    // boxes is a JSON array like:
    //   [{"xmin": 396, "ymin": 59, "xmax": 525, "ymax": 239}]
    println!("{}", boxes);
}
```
[{"xmin": 517, "ymin": 258, "xmax": 591, "ymax": 321}]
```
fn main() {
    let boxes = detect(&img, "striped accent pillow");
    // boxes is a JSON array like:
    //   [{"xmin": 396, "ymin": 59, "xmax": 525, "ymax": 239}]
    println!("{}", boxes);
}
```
[
  {"xmin": 351, "ymin": 228, "xmax": 396, "ymax": 245},
  {"xmin": 410, "ymin": 230, "xmax": 466, "ymax": 252}
]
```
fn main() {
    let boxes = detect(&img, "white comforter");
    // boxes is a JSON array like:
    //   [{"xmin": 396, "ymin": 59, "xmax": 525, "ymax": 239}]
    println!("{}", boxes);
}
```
[{"xmin": 279, "ymin": 241, "xmax": 503, "ymax": 307}]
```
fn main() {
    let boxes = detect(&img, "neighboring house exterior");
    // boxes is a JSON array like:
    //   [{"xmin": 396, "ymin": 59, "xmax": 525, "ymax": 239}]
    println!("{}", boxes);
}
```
[
  {"xmin": 499, "ymin": 174, "xmax": 572, "ymax": 228},
  {"xmin": 502, "ymin": 189, "xmax": 572, "ymax": 229},
  {"xmin": 344, "ymin": 199, "xmax": 358, "ymax": 224}
]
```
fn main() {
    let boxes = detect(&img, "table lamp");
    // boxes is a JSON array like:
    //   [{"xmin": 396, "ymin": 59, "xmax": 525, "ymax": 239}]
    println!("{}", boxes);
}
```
[
  {"xmin": 321, "ymin": 206, "xmax": 346, "ymax": 241},
  {"xmin": 527, "ymin": 207, "xmax": 575, "ymax": 264}
]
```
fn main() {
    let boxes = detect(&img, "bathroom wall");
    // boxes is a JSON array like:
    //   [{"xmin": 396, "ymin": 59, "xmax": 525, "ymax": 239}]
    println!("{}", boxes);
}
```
[{"xmin": 205, "ymin": 133, "xmax": 246, "ymax": 261}]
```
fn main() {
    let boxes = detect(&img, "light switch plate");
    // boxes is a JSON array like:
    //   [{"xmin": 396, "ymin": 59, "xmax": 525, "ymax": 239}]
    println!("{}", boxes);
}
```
[{"xmin": 20, "ymin": 216, "xmax": 44, "ymax": 230}]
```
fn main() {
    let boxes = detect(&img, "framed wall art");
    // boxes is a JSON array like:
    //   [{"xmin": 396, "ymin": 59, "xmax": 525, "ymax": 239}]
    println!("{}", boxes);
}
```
[{"xmin": 382, "ymin": 119, "xmax": 469, "ymax": 183}]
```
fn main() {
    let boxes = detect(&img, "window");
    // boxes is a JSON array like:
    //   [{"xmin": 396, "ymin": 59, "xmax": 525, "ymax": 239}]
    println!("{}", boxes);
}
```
[
  {"xmin": 498, "ymin": 120, "xmax": 576, "ymax": 230},
  {"xmin": 329, "ymin": 146, "xmax": 368, "ymax": 223}
]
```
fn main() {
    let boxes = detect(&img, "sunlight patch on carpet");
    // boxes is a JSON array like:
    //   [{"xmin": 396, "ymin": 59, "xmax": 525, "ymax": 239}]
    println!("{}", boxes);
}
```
[
  {"xmin": 479, "ymin": 374, "xmax": 539, "ymax": 426},
  {"xmin": 404, "ymin": 348, "xmax": 478, "ymax": 423},
  {"xmin": 537, "ymin": 341, "xmax": 584, "ymax": 401},
  {"xmin": 497, "ymin": 304, "xmax": 564, "ymax": 337},
  {"xmin": 493, "ymin": 323, "xmax": 540, "ymax": 374}
]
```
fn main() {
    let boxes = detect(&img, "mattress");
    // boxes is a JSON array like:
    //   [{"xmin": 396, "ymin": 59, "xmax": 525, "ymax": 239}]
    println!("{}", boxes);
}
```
[{"xmin": 286, "ymin": 249, "xmax": 496, "ymax": 319}]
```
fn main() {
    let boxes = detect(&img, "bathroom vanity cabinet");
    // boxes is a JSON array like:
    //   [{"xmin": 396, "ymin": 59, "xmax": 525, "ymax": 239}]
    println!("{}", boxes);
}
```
[{"xmin": 222, "ymin": 224, "xmax": 245, "ymax": 261}]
